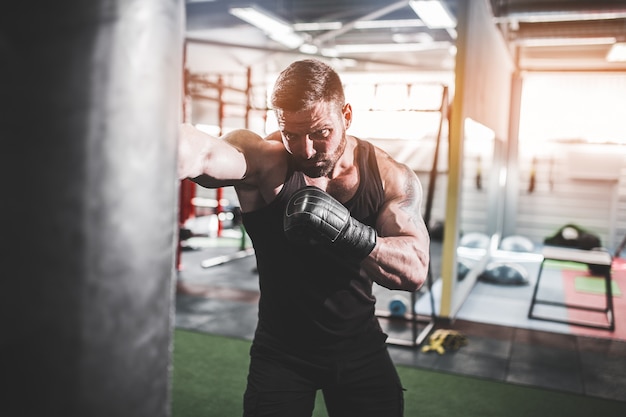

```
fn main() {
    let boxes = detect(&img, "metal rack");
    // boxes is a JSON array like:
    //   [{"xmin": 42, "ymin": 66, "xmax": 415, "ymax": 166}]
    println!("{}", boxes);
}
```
[{"xmin": 375, "ymin": 84, "xmax": 450, "ymax": 348}]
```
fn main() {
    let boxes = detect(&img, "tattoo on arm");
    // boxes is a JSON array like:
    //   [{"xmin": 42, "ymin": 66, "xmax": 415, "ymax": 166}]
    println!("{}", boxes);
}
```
[{"xmin": 398, "ymin": 165, "xmax": 421, "ymax": 218}]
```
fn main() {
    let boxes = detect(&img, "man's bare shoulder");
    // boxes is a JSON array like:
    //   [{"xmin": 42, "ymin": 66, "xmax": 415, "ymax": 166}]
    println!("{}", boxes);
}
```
[
  {"xmin": 370, "ymin": 142, "xmax": 422, "ymax": 199},
  {"xmin": 226, "ymin": 130, "xmax": 289, "ymax": 211},
  {"xmin": 223, "ymin": 129, "xmax": 287, "ymax": 173},
  {"xmin": 370, "ymin": 143, "xmax": 410, "ymax": 178}
]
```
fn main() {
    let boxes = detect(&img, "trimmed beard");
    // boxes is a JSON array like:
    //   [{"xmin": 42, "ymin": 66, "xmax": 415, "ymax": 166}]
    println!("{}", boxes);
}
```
[{"xmin": 294, "ymin": 133, "xmax": 347, "ymax": 178}]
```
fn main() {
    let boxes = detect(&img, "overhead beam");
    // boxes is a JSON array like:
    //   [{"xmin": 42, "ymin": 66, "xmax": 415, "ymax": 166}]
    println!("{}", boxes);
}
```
[
  {"xmin": 310, "ymin": 0, "xmax": 412, "ymax": 46},
  {"xmin": 185, "ymin": 36, "xmax": 429, "ymax": 70}
]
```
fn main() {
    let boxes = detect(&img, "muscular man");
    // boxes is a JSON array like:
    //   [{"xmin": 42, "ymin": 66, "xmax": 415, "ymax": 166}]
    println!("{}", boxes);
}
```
[{"xmin": 178, "ymin": 59, "xmax": 429, "ymax": 417}]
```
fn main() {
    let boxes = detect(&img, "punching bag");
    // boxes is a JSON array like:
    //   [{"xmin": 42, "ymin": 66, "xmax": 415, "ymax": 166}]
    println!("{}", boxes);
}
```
[{"xmin": 0, "ymin": 1, "xmax": 183, "ymax": 416}]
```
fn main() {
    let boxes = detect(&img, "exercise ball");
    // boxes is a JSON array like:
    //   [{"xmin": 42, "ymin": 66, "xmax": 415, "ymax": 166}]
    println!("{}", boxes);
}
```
[
  {"xmin": 459, "ymin": 232, "xmax": 490, "ymax": 249},
  {"xmin": 457, "ymin": 259, "xmax": 471, "ymax": 281},
  {"xmin": 478, "ymin": 262, "xmax": 529, "ymax": 286},
  {"xmin": 500, "ymin": 235, "xmax": 535, "ymax": 253}
]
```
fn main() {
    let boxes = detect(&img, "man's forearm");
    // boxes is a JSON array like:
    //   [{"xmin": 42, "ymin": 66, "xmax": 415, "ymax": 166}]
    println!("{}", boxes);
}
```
[
  {"xmin": 177, "ymin": 124, "xmax": 247, "ymax": 184},
  {"xmin": 361, "ymin": 236, "xmax": 429, "ymax": 292}
]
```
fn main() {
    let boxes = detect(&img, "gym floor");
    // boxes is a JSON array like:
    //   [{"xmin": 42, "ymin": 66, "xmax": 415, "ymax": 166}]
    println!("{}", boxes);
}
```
[{"xmin": 175, "ymin": 232, "xmax": 626, "ymax": 403}]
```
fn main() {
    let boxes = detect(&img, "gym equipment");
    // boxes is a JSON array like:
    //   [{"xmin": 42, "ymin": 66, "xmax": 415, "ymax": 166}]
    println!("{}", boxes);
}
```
[
  {"xmin": 544, "ymin": 224, "xmax": 601, "ymax": 251},
  {"xmin": 284, "ymin": 186, "xmax": 376, "ymax": 259},
  {"xmin": 388, "ymin": 296, "xmax": 409, "ymax": 317},
  {"xmin": 475, "ymin": 155, "xmax": 482, "ymax": 190},
  {"xmin": 478, "ymin": 261, "xmax": 529, "ymax": 286},
  {"xmin": 528, "ymin": 156, "xmax": 536, "ymax": 193},
  {"xmin": 421, "ymin": 329, "xmax": 468, "ymax": 355},
  {"xmin": 457, "ymin": 259, "xmax": 471, "ymax": 281},
  {"xmin": 2, "ymin": 1, "xmax": 183, "ymax": 415},
  {"xmin": 528, "ymin": 246, "xmax": 615, "ymax": 330},
  {"xmin": 459, "ymin": 232, "xmax": 490, "ymax": 249},
  {"xmin": 499, "ymin": 235, "xmax": 534, "ymax": 253},
  {"xmin": 544, "ymin": 224, "xmax": 607, "ymax": 274},
  {"xmin": 376, "ymin": 84, "xmax": 449, "ymax": 348}
]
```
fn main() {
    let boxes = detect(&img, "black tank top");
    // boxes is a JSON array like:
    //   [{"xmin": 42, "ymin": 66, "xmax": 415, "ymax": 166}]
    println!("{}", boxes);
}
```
[{"xmin": 242, "ymin": 139, "xmax": 386, "ymax": 358}]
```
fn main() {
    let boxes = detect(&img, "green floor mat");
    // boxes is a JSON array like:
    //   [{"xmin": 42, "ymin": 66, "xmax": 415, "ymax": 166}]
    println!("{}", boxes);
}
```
[
  {"xmin": 574, "ymin": 276, "xmax": 622, "ymax": 296},
  {"xmin": 172, "ymin": 329, "xmax": 626, "ymax": 417},
  {"xmin": 543, "ymin": 259, "xmax": 589, "ymax": 271}
]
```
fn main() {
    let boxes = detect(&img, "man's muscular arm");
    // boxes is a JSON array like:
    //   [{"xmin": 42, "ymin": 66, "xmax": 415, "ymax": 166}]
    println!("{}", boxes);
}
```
[
  {"xmin": 361, "ymin": 157, "xmax": 430, "ymax": 292},
  {"xmin": 178, "ymin": 123, "xmax": 261, "ymax": 187}
]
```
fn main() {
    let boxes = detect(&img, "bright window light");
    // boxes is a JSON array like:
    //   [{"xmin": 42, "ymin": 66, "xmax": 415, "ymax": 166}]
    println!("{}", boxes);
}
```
[
  {"xmin": 607, "ymin": 42, "xmax": 626, "ymax": 62},
  {"xmin": 194, "ymin": 124, "xmax": 221, "ymax": 136},
  {"xmin": 409, "ymin": 0, "xmax": 456, "ymax": 29},
  {"xmin": 465, "ymin": 118, "xmax": 495, "ymax": 142},
  {"xmin": 497, "ymin": 10, "xmax": 626, "ymax": 23},
  {"xmin": 517, "ymin": 37, "xmax": 615, "ymax": 47}
]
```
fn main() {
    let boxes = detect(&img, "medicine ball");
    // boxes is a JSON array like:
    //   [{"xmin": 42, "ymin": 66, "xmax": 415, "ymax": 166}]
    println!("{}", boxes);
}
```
[{"xmin": 388, "ymin": 296, "xmax": 408, "ymax": 317}]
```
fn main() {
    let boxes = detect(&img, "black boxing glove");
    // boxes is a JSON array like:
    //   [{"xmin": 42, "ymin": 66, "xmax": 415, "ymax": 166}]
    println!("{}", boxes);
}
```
[{"xmin": 283, "ymin": 186, "xmax": 377, "ymax": 260}]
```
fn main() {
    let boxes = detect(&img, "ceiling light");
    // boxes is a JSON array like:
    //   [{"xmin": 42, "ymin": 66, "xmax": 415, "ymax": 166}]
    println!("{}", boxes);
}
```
[
  {"xmin": 297, "ymin": 43, "xmax": 340, "ymax": 58},
  {"xmin": 353, "ymin": 19, "xmax": 426, "ymax": 29},
  {"xmin": 334, "ymin": 41, "xmax": 451, "ymax": 54},
  {"xmin": 320, "ymin": 48, "xmax": 340, "ymax": 58},
  {"xmin": 293, "ymin": 19, "xmax": 426, "ymax": 32},
  {"xmin": 409, "ymin": 0, "xmax": 456, "ymax": 29},
  {"xmin": 272, "ymin": 32, "xmax": 307, "ymax": 49},
  {"xmin": 392, "ymin": 32, "xmax": 434, "ymax": 44},
  {"xmin": 293, "ymin": 21, "xmax": 343, "ymax": 31},
  {"xmin": 229, "ymin": 5, "xmax": 304, "ymax": 49},
  {"xmin": 298, "ymin": 43, "xmax": 319, "ymax": 54},
  {"xmin": 607, "ymin": 42, "xmax": 626, "ymax": 62}
]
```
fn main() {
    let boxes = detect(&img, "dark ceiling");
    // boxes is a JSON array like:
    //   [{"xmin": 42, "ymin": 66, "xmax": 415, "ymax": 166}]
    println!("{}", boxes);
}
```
[{"xmin": 184, "ymin": 0, "xmax": 626, "ymax": 72}]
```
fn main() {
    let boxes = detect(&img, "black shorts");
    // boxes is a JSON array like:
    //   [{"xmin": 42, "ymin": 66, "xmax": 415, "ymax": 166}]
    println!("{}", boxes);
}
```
[{"xmin": 243, "ymin": 343, "xmax": 404, "ymax": 417}]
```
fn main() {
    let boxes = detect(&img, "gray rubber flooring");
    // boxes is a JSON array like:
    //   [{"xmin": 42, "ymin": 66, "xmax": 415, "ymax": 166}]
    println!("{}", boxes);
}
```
[{"xmin": 175, "ymin": 235, "xmax": 626, "ymax": 403}]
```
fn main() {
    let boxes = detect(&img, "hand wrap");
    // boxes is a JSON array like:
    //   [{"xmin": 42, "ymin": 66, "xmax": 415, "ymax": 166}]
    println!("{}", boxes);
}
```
[{"xmin": 283, "ymin": 186, "xmax": 377, "ymax": 260}]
